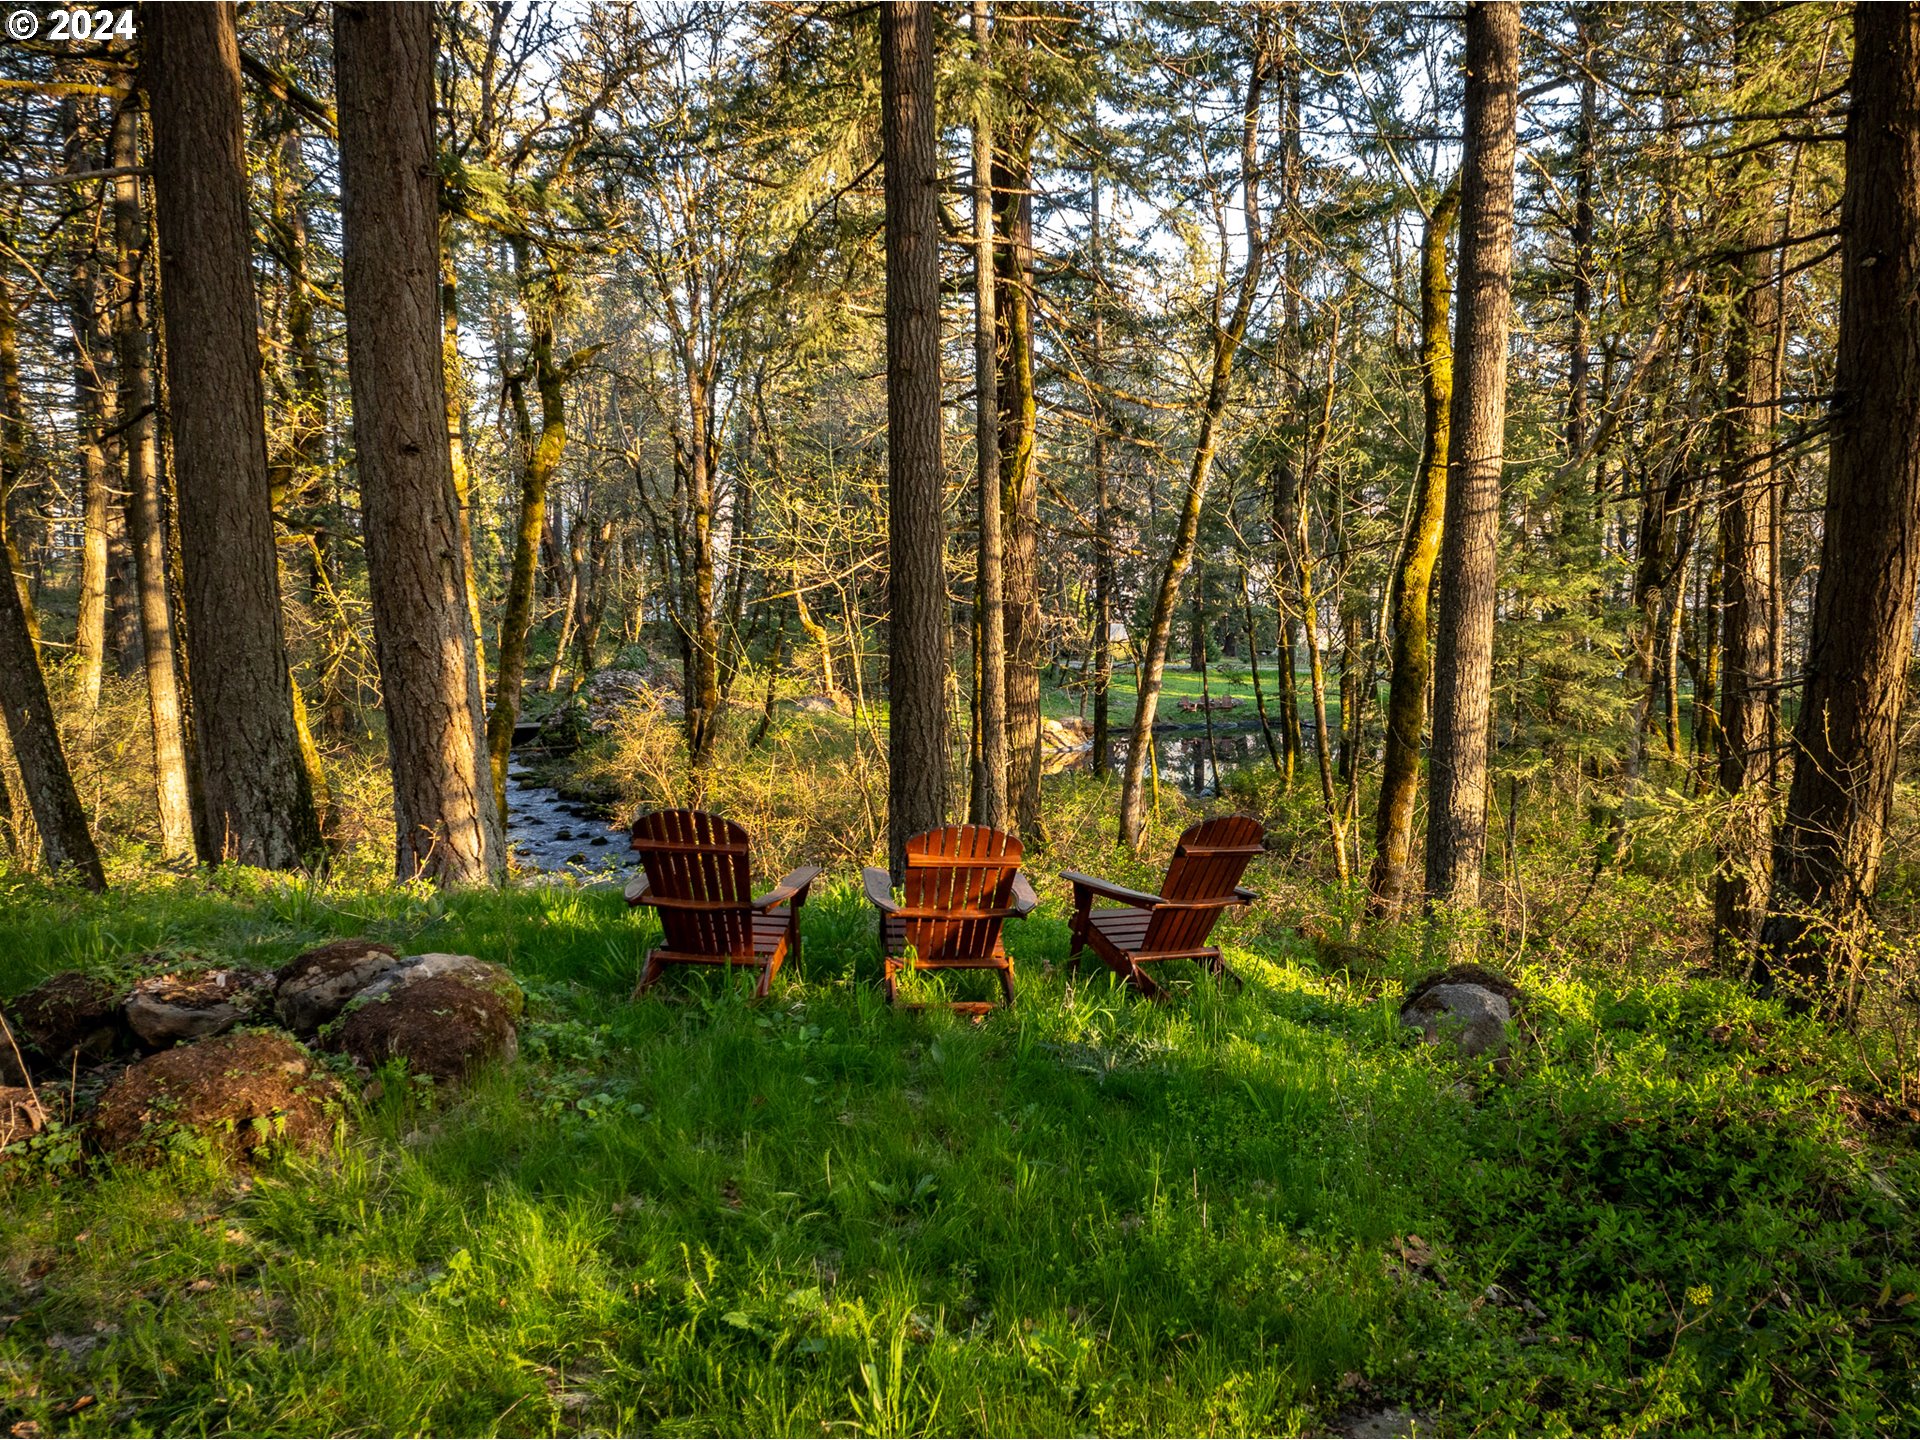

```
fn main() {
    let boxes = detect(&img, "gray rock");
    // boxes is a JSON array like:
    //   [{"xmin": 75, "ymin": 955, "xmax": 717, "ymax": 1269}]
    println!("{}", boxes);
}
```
[
  {"xmin": 125, "ymin": 968, "xmax": 274, "ymax": 1048},
  {"xmin": 1400, "ymin": 983, "xmax": 1512, "ymax": 1059},
  {"xmin": 275, "ymin": 940, "xmax": 404, "ymax": 1036},
  {"xmin": 354, "ymin": 953, "xmax": 524, "ymax": 1019}
]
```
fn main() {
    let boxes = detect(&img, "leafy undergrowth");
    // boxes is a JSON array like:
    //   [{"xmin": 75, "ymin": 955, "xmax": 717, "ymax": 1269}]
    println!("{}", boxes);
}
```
[{"xmin": 0, "ymin": 856, "xmax": 1915, "ymax": 1437}]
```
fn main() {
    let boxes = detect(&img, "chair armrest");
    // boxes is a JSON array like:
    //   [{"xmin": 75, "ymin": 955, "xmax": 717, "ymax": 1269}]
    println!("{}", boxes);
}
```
[
  {"xmin": 1010, "ymin": 870, "xmax": 1039, "ymax": 917},
  {"xmin": 1234, "ymin": 886, "xmax": 1258, "ymax": 905},
  {"xmin": 861, "ymin": 866, "xmax": 899, "ymax": 915},
  {"xmin": 624, "ymin": 874, "xmax": 655, "ymax": 907},
  {"xmin": 1060, "ymin": 870, "xmax": 1164, "ymax": 909},
  {"xmin": 753, "ymin": 865, "xmax": 825, "ymax": 911}
]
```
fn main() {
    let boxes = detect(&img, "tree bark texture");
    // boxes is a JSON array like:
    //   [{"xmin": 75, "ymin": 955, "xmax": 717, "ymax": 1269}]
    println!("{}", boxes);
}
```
[
  {"xmin": 64, "ymin": 93, "xmax": 113, "ymax": 709},
  {"xmin": 1759, "ymin": 2, "xmax": 1920, "ymax": 1004},
  {"xmin": 110, "ymin": 102, "xmax": 198, "ymax": 861},
  {"xmin": 993, "ymin": 7, "xmax": 1042, "ymax": 837},
  {"xmin": 971, "ymin": 0, "xmax": 1009, "ymax": 832},
  {"xmin": 1369, "ymin": 184, "xmax": 1457, "ymax": 916},
  {"xmin": 1423, "ymin": 1, "xmax": 1518, "ymax": 908},
  {"xmin": 335, "ymin": 0, "xmax": 503, "ymax": 887},
  {"xmin": 146, "ymin": 1, "xmax": 321, "ymax": 868},
  {"xmin": 1714, "ymin": 2, "xmax": 1784, "ymax": 955},
  {"xmin": 0, "ymin": 535, "xmax": 104, "ymax": 890},
  {"xmin": 880, "ymin": 1, "xmax": 952, "ymax": 878}
]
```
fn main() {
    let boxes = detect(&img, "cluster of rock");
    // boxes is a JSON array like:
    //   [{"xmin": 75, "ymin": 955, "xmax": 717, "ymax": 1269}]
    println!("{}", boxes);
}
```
[
  {"xmin": 579, "ymin": 667, "xmax": 682, "ymax": 729},
  {"xmin": 1, "ymin": 940, "xmax": 522, "ymax": 1166}
]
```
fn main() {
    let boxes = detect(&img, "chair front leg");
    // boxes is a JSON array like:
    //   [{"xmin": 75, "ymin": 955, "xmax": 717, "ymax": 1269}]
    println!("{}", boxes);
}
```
[
  {"xmin": 786, "ymin": 898, "xmax": 805, "ymax": 979},
  {"xmin": 633, "ymin": 951, "xmax": 665, "ymax": 999},
  {"xmin": 1068, "ymin": 884, "xmax": 1093, "ymax": 970}
]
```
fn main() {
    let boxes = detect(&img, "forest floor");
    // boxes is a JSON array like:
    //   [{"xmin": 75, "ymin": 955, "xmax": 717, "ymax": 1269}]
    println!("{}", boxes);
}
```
[{"xmin": 1, "ymin": 711, "xmax": 1917, "ymax": 1436}]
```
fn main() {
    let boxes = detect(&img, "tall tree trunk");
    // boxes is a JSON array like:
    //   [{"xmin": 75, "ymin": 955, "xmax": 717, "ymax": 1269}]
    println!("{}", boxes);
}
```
[
  {"xmin": 971, "ymin": 0, "xmax": 1008, "ymax": 829},
  {"xmin": 994, "ymin": 8, "xmax": 1042, "ymax": 837},
  {"xmin": 1295, "ymin": 323, "xmax": 1349, "ymax": 883},
  {"xmin": 1118, "ymin": 27, "xmax": 1271, "ymax": 849},
  {"xmin": 441, "ymin": 231, "xmax": 488, "ymax": 698},
  {"xmin": 1272, "ymin": 33, "xmax": 1304, "ymax": 787},
  {"xmin": 1758, "ymin": 2, "xmax": 1920, "ymax": 1007},
  {"xmin": 1369, "ymin": 184, "xmax": 1458, "ymax": 916},
  {"xmin": 146, "ymin": 1, "xmax": 321, "ymax": 869},
  {"xmin": 485, "ymin": 243, "xmax": 576, "ymax": 820},
  {"xmin": 1424, "ymin": 0, "xmax": 1518, "ymax": 909},
  {"xmin": 64, "ymin": 95, "xmax": 113, "ymax": 708},
  {"xmin": 0, "ymin": 271, "xmax": 36, "ymax": 644},
  {"xmin": 1713, "ymin": 0, "xmax": 1783, "ymax": 956},
  {"xmin": 111, "ymin": 102, "xmax": 196, "ymax": 861},
  {"xmin": 1090, "ymin": 166, "xmax": 1115, "ymax": 779},
  {"xmin": 879, "ymin": 0, "xmax": 952, "ymax": 877},
  {"xmin": 0, "ymin": 539, "xmax": 104, "ymax": 890},
  {"xmin": 1566, "ymin": 6, "xmax": 1596, "ymax": 462},
  {"xmin": 335, "ymin": 0, "xmax": 504, "ymax": 887}
]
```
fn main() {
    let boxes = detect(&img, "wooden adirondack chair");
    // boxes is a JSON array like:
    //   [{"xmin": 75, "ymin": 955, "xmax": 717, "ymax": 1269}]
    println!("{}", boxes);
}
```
[
  {"xmin": 626, "ymin": 809, "xmax": 822, "ymax": 999},
  {"xmin": 862, "ymin": 825, "xmax": 1038, "ymax": 1015},
  {"xmin": 1063, "ymin": 814, "xmax": 1264, "ymax": 999}
]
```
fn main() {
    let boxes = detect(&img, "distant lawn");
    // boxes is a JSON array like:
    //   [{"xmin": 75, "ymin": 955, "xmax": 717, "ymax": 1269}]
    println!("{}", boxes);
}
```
[{"xmin": 1046, "ymin": 660, "xmax": 1360, "ymax": 731}]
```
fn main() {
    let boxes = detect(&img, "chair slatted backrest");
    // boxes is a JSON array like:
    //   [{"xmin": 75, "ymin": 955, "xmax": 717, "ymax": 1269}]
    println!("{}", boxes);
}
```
[
  {"xmin": 630, "ymin": 809, "xmax": 754, "ymax": 958},
  {"xmin": 899, "ymin": 826, "xmax": 1022, "ymax": 962},
  {"xmin": 1141, "ymin": 814, "xmax": 1265, "ymax": 955}
]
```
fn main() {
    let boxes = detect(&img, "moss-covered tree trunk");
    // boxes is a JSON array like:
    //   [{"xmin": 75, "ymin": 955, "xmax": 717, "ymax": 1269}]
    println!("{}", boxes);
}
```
[{"xmin": 1368, "ymin": 185, "xmax": 1458, "ymax": 916}]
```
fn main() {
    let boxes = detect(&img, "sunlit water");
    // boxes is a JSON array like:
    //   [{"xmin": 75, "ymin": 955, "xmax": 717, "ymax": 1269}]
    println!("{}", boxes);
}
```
[{"xmin": 503, "ymin": 761, "xmax": 627, "ymax": 875}]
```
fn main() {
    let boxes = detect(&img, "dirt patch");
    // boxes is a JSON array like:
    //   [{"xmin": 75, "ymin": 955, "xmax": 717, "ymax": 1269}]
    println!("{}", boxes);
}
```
[
  {"xmin": 89, "ymin": 1031, "xmax": 339, "ymax": 1164},
  {"xmin": 13, "ymin": 972, "xmax": 131, "ymax": 1068},
  {"xmin": 333, "ymin": 974, "xmax": 519, "ymax": 1085}
]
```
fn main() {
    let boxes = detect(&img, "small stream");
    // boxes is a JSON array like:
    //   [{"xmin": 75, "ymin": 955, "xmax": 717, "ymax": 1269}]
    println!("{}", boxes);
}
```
[{"xmin": 504, "ymin": 758, "xmax": 627, "ymax": 874}]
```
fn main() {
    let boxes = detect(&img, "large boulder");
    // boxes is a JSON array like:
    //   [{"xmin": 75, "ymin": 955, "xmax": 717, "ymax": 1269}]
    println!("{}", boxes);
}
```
[
  {"xmin": 333, "ymin": 972, "xmax": 520, "ymax": 1085},
  {"xmin": 352, "ymin": 953, "xmax": 524, "ymax": 1017},
  {"xmin": 90, "ymin": 1031, "xmax": 339, "ymax": 1164},
  {"xmin": 13, "ymin": 972, "xmax": 131, "ymax": 1067},
  {"xmin": 274, "ymin": 939, "xmax": 403, "ymax": 1036},
  {"xmin": 124, "ymin": 967, "xmax": 274, "ymax": 1049},
  {"xmin": 1399, "ymin": 964, "xmax": 1525, "ymax": 1060},
  {"xmin": 1040, "ymin": 716, "xmax": 1093, "ymax": 752}
]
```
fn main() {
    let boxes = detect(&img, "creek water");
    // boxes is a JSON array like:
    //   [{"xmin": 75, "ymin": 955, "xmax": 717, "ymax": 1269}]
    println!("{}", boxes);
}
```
[
  {"xmin": 1058, "ymin": 722, "xmax": 1282, "ymax": 796},
  {"xmin": 504, "ymin": 759, "xmax": 627, "ymax": 874}
]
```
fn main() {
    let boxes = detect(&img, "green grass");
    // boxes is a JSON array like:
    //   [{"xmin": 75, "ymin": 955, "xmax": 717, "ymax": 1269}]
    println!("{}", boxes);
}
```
[
  {"xmin": 1, "ymin": 849, "xmax": 1916, "ymax": 1437},
  {"xmin": 1044, "ymin": 662, "xmax": 1341, "ymax": 728}
]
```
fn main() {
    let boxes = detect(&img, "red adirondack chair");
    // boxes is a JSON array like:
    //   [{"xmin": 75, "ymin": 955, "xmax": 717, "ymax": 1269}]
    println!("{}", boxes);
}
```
[
  {"xmin": 1063, "ymin": 814, "xmax": 1264, "ymax": 999},
  {"xmin": 862, "ymin": 825, "xmax": 1038, "ymax": 1015},
  {"xmin": 626, "ymin": 809, "xmax": 822, "ymax": 999}
]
